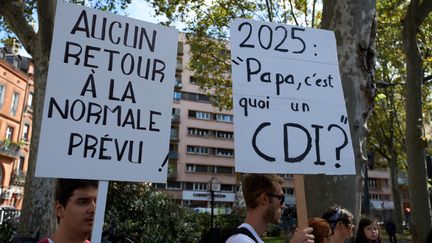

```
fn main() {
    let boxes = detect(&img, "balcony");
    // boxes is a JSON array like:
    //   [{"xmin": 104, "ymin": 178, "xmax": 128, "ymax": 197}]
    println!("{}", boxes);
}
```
[
  {"xmin": 171, "ymin": 114, "xmax": 180, "ymax": 124},
  {"xmin": 176, "ymin": 61, "xmax": 183, "ymax": 71},
  {"xmin": 0, "ymin": 140, "xmax": 21, "ymax": 158},
  {"xmin": 11, "ymin": 170, "xmax": 26, "ymax": 186},
  {"xmin": 170, "ymin": 132, "xmax": 179, "ymax": 141},
  {"xmin": 168, "ymin": 151, "xmax": 178, "ymax": 160},
  {"xmin": 174, "ymin": 79, "xmax": 182, "ymax": 90},
  {"xmin": 177, "ymin": 42, "xmax": 184, "ymax": 56}
]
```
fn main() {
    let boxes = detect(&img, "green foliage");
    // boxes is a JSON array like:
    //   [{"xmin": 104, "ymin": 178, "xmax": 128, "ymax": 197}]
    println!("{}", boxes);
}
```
[
  {"xmin": 0, "ymin": 221, "xmax": 16, "ymax": 242},
  {"xmin": 368, "ymin": 0, "xmax": 432, "ymax": 170},
  {"xmin": 0, "ymin": 0, "xmax": 131, "ymax": 48},
  {"xmin": 105, "ymin": 182, "xmax": 204, "ymax": 242},
  {"xmin": 143, "ymin": 0, "xmax": 322, "ymax": 110}
]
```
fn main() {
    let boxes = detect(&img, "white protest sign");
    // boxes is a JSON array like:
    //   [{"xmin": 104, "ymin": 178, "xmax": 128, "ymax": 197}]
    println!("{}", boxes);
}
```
[
  {"xmin": 35, "ymin": 1, "xmax": 178, "ymax": 183},
  {"xmin": 230, "ymin": 19, "xmax": 355, "ymax": 175}
]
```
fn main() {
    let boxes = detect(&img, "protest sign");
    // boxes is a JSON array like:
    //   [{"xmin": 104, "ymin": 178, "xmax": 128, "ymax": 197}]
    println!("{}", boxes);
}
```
[
  {"xmin": 230, "ymin": 18, "xmax": 354, "ymax": 175},
  {"xmin": 35, "ymin": 0, "xmax": 178, "ymax": 183}
]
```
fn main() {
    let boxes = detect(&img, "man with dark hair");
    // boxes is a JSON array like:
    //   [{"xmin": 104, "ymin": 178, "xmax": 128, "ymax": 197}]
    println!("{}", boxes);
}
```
[
  {"xmin": 226, "ymin": 173, "xmax": 314, "ymax": 243},
  {"xmin": 38, "ymin": 179, "xmax": 98, "ymax": 243}
]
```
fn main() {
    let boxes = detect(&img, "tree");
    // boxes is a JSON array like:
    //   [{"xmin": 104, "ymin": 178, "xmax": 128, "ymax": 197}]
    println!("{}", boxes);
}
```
[
  {"xmin": 367, "ymin": 0, "xmax": 408, "ymax": 232},
  {"xmin": 105, "ymin": 182, "xmax": 204, "ymax": 242},
  {"xmin": 0, "ymin": 0, "xmax": 131, "ymax": 237},
  {"xmin": 303, "ymin": 0, "xmax": 376, "ymax": 219},
  {"xmin": 144, "ymin": 0, "xmax": 376, "ymax": 221},
  {"xmin": 402, "ymin": 1, "xmax": 432, "ymax": 242}
]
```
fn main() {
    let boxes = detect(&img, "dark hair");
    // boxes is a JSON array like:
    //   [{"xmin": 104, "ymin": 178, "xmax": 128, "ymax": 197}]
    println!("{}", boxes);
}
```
[
  {"xmin": 355, "ymin": 216, "xmax": 380, "ymax": 243},
  {"xmin": 426, "ymin": 228, "xmax": 432, "ymax": 243},
  {"xmin": 56, "ymin": 179, "xmax": 98, "ymax": 208},
  {"xmin": 242, "ymin": 174, "xmax": 284, "ymax": 209},
  {"xmin": 322, "ymin": 204, "xmax": 353, "ymax": 232},
  {"xmin": 308, "ymin": 217, "xmax": 331, "ymax": 243}
]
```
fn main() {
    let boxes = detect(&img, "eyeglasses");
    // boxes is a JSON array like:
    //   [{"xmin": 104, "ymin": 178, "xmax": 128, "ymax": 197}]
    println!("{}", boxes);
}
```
[{"xmin": 266, "ymin": 193, "xmax": 285, "ymax": 205}]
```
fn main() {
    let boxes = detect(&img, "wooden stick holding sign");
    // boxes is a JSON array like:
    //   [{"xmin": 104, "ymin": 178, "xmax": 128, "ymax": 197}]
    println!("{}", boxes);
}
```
[
  {"xmin": 293, "ymin": 175, "xmax": 308, "ymax": 228},
  {"xmin": 91, "ymin": 181, "xmax": 109, "ymax": 243}
]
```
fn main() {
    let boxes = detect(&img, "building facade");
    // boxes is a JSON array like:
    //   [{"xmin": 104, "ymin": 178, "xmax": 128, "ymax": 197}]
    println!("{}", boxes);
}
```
[
  {"xmin": 0, "ymin": 47, "xmax": 34, "ymax": 210},
  {"xmin": 153, "ymin": 34, "xmax": 295, "ymax": 211},
  {"xmin": 367, "ymin": 169, "xmax": 411, "ymax": 223}
]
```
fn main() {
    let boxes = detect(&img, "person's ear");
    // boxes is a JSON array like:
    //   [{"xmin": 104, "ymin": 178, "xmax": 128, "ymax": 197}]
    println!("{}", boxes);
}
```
[
  {"xmin": 55, "ymin": 201, "xmax": 65, "ymax": 218},
  {"xmin": 257, "ymin": 192, "xmax": 269, "ymax": 206}
]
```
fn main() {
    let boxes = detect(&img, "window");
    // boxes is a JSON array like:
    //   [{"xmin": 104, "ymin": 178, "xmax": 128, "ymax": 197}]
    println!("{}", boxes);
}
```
[
  {"xmin": 195, "ymin": 165, "xmax": 208, "ymax": 172},
  {"xmin": 27, "ymin": 92, "xmax": 33, "ymax": 110},
  {"xmin": 173, "ymin": 91, "xmax": 182, "ymax": 101},
  {"xmin": 186, "ymin": 146, "xmax": 209, "ymax": 155},
  {"xmin": 10, "ymin": 92, "xmax": 19, "ymax": 115},
  {"xmin": 0, "ymin": 85, "xmax": 5, "ymax": 110},
  {"xmin": 22, "ymin": 124, "xmax": 30, "ymax": 141},
  {"xmin": 17, "ymin": 156, "xmax": 25, "ymax": 172},
  {"xmin": 190, "ymin": 76, "xmax": 197, "ymax": 84},
  {"xmin": 193, "ymin": 183, "xmax": 207, "ymax": 191},
  {"xmin": 283, "ymin": 188, "xmax": 294, "ymax": 195},
  {"xmin": 220, "ymin": 184, "xmax": 234, "ymax": 192},
  {"xmin": 216, "ymin": 166, "xmax": 234, "ymax": 174},
  {"xmin": 185, "ymin": 182, "xmax": 193, "ymax": 190},
  {"xmin": 5, "ymin": 126, "xmax": 14, "ymax": 140},
  {"xmin": 188, "ymin": 128, "xmax": 210, "ymax": 137},
  {"xmin": 216, "ymin": 114, "xmax": 233, "ymax": 122},
  {"xmin": 153, "ymin": 183, "xmax": 166, "ymax": 189},
  {"xmin": 215, "ymin": 131, "xmax": 233, "ymax": 139},
  {"xmin": 196, "ymin": 111, "xmax": 211, "ymax": 120},
  {"xmin": 177, "ymin": 41, "xmax": 183, "ymax": 55},
  {"xmin": 186, "ymin": 164, "xmax": 194, "ymax": 172},
  {"xmin": 176, "ymin": 57, "xmax": 183, "ymax": 70},
  {"xmin": 368, "ymin": 178, "xmax": 377, "ymax": 188},
  {"xmin": 215, "ymin": 148, "xmax": 234, "ymax": 157},
  {"xmin": 167, "ymin": 182, "xmax": 181, "ymax": 189}
]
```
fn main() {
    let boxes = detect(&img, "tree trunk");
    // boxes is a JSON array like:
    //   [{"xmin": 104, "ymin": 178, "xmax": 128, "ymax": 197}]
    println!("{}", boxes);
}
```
[
  {"xmin": 17, "ymin": 56, "xmax": 57, "ymax": 238},
  {"xmin": 9, "ymin": 0, "xmax": 58, "ymax": 238},
  {"xmin": 304, "ymin": 0, "xmax": 376, "ymax": 222},
  {"xmin": 388, "ymin": 89, "xmax": 404, "ymax": 233},
  {"xmin": 389, "ymin": 152, "xmax": 404, "ymax": 233},
  {"xmin": 402, "ymin": 1, "xmax": 432, "ymax": 242}
]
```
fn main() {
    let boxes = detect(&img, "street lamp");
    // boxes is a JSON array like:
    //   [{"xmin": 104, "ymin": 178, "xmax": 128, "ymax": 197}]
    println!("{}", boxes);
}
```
[{"xmin": 209, "ymin": 177, "xmax": 221, "ymax": 230}]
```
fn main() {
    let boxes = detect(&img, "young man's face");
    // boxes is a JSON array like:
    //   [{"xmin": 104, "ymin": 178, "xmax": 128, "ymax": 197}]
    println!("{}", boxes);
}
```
[
  {"xmin": 263, "ymin": 183, "xmax": 285, "ymax": 224},
  {"xmin": 56, "ymin": 187, "xmax": 98, "ymax": 236}
]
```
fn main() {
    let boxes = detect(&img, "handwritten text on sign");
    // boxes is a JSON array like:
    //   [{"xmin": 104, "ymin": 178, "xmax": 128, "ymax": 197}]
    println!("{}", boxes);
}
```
[
  {"xmin": 230, "ymin": 19, "xmax": 354, "ymax": 175},
  {"xmin": 35, "ymin": 1, "xmax": 178, "ymax": 182}
]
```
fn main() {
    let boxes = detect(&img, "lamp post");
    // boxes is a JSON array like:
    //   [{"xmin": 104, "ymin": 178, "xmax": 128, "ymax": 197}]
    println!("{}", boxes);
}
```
[{"xmin": 209, "ymin": 177, "xmax": 221, "ymax": 230}]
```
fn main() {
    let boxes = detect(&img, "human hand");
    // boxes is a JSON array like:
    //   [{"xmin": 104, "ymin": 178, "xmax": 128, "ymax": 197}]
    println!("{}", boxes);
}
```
[{"xmin": 289, "ymin": 227, "xmax": 314, "ymax": 243}]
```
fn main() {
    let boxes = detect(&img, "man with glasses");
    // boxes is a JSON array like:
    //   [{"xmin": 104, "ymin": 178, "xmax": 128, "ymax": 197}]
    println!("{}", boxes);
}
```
[{"xmin": 226, "ymin": 173, "xmax": 314, "ymax": 243}]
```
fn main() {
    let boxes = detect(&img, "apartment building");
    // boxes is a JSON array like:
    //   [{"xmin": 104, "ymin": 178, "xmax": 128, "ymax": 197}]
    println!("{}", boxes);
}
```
[
  {"xmin": 367, "ymin": 169, "xmax": 412, "ymax": 222},
  {"xmin": 0, "ymin": 46, "xmax": 34, "ymax": 210},
  {"xmin": 153, "ymin": 34, "xmax": 295, "ymax": 211}
]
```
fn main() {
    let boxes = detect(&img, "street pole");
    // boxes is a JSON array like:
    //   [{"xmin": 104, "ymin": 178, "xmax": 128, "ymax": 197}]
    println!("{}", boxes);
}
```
[
  {"xmin": 363, "ymin": 161, "xmax": 371, "ymax": 214},
  {"xmin": 209, "ymin": 177, "xmax": 220, "ymax": 232}
]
